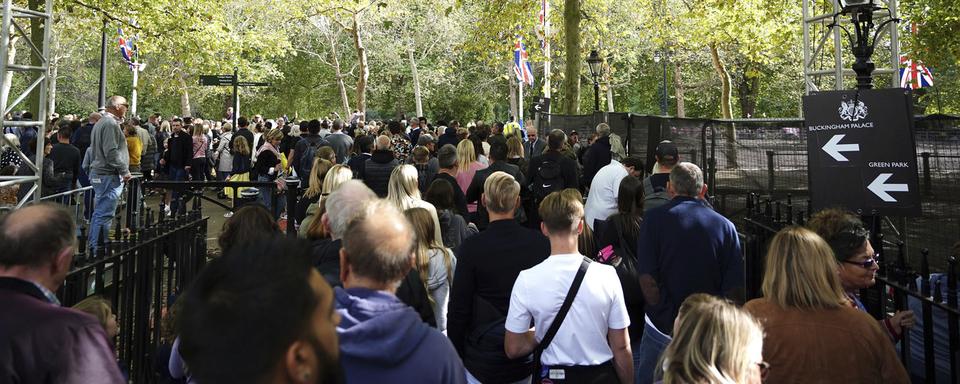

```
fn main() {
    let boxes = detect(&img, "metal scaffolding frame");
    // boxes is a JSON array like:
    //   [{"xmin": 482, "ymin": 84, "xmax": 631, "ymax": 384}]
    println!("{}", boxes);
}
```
[
  {"xmin": 0, "ymin": 0, "xmax": 52, "ymax": 206},
  {"xmin": 802, "ymin": 0, "xmax": 900, "ymax": 94}
]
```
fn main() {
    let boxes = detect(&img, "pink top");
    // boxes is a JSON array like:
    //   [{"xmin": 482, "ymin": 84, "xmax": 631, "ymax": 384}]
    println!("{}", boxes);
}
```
[
  {"xmin": 455, "ymin": 161, "xmax": 487, "ymax": 212},
  {"xmin": 192, "ymin": 135, "xmax": 208, "ymax": 159}
]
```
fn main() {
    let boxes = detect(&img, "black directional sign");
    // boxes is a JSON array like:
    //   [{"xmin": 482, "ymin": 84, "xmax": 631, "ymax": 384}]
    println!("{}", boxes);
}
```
[
  {"xmin": 531, "ymin": 97, "xmax": 550, "ymax": 114},
  {"xmin": 199, "ymin": 75, "xmax": 236, "ymax": 86},
  {"xmin": 803, "ymin": 88, "xmax": 921, "ymax": 216}
]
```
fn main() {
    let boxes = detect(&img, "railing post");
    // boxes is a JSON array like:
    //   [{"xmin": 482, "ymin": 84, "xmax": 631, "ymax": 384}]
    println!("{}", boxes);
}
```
[
  {"xmin": 921, "ymin": 152, "xmax": 932, "ymax": 195},
  {"xmin": 766, "ymin": 150, "xmax": 776, "ymax": 195},
  {"xmin": 920, "ymin": 249, "xmax": 936, "ymax": 381},
  {"xmin": 948, "ymin": 256, "xmax": 959, "ymax": 384},
  {"xmin": 286, "ymin": 177, "xmax": 299, "ymax": 237}
]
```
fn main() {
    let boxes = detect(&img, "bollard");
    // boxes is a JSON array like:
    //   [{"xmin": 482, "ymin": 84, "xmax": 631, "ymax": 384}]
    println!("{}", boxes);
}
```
[
  {"xmin": 947, "ymin": 257, "xmax": 959, "ymax": 383},
  {"xmin": 797, "ymin": 210, "xmax": 805, "ymax": 226},
  {"xmin": 286, "ymin": 177, "xmax": 300, "ymax": 237},
  {"xmin": 775, "ymin": 201, "xmax": 782, "ymax": 223},
  {"xmin": 921, "ymin": 152, "xmax": 932, "ymax": 195}
]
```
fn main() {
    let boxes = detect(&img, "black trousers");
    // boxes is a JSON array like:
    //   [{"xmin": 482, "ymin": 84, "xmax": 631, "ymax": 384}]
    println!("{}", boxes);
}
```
[{"xmin": 538, "ymin": 360, "xmax": 618, "ymax": 384}]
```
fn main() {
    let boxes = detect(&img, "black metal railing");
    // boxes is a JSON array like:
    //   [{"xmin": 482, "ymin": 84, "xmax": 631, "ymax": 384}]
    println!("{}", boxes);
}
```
[
  {"xmin": 57, "ymin": 205, "xmax": 208, "ymax": 383},
  {"xmin": 741, "ymin": 193, "xmax": 960, "ymax": 383}
]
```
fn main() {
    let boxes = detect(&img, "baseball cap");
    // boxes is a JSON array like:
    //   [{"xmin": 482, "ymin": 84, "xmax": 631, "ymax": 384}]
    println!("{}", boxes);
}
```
[{"xmin": 655, "ymin": 140, "xmax": 679, "ymax": 163}]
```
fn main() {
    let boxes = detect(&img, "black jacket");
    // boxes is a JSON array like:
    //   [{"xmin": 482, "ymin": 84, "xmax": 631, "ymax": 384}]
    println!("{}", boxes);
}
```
[
  {"xmin": 465, "ymin": 161, "xmax": 525, "ymax": 229},
  {"xmin": 348, "ymin": 153, "xmax": 372, "ymax": 180},
  {"xmin": 167, "ymin": 131, "xmax": 193, "ymax": 169},
  {"xmin": 447, "ymin": 219, "xmax": 550, "ymax": 382},
  {"xmin": 230, "ymin": 128, "xmax": 255, "ymax": 156},
  {"xmin": 437, "ymin": 127, "xmax": 459, "ymax": 149},
  {"xmin": 583, "ymin": 136, "xmax": 613, "ymax": 187},
  {"xmin": 362, "ymin": 150, "xmax": 398, "ymax": 197},
  {"xmin": 432, "ymin": 173, "xmax": 469, "ymax": 218},
  {"xmin": 312, "ymin": 238, "xmax": 343, "ymax": 287},
  {"xmin": 527, "ymin": 151, "xmax": 579, "ymax": 194},
  {"xmin": 49, "ymin": 142, "xmax": 81, "ymax": 191}
]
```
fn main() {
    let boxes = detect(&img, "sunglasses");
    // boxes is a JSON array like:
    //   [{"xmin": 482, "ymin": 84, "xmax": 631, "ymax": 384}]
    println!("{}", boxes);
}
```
[{"xmin": 841, "ymin": 253, "xmax": 880, "ymax": 269}]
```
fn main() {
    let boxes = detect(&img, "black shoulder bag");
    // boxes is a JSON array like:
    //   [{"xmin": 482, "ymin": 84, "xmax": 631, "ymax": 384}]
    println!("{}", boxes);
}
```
[{"xmin": 531, "ymin": 257, "xmax": 591, "ymax": 383}]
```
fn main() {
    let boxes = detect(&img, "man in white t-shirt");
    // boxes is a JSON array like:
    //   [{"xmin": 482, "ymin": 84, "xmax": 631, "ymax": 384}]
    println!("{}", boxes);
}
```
[
  {"xmin": 505, "ymin": 189, "xmax": 633, "ymax": 384},
  {"xmin": 584, "ymin": 156, "xmax": 644, "ymax": 230}
]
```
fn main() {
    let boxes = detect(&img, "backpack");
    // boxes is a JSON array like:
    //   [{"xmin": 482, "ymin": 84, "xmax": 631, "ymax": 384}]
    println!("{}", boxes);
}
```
[
  {"xmin": 643, "ymin": 175, "xmax": 672, "ymax": 213},
  {"xmin": 594, "ymin": 219, "xmax": 642, "ymax": 298},
  {"xmin": 298, "ymin": 138, "xmax": 324, "ymax": 179},
  {"xmin": 532, "ymin": 158, "xmax": 563, "ymax": 201}
]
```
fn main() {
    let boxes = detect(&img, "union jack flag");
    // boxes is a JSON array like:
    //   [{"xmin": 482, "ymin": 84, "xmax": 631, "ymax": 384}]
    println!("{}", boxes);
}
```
[
  {"xmin": 899, "ymin": 55, "xmax": 934, "ymax": 89},
  {"xmin": 118, "ymin": 28, "xmax": 138, "ymax": 69},
  {"xmin": 514, "ymin": 37, "xmax": 535, "ymax": 86}
]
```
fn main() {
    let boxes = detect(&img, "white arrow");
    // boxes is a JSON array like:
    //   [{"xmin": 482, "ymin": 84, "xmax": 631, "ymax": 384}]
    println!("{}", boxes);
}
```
[
  {"xmin": 822, "ymin": 134, "xmax": 860, "ymax": 162},
  {"xmin": 534, "ymin": 104, "xmax": 542, "ymax": 112},
  {"xmin": 868, "ymin": 173, "xmax": 909, "ymax": 202}
]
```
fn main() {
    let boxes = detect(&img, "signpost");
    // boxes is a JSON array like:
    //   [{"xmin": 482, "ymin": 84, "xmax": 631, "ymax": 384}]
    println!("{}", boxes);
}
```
[
  {"xmin": 803, "ymin": 88, "xmax": 921, "ymax": 216},
  {"xmin": 199, "ymin": 68, "xmax": 270, "ymax": 128},
  {"xmin": 531, "ymin": 97, "xmax": 550, "ymax": 115}
]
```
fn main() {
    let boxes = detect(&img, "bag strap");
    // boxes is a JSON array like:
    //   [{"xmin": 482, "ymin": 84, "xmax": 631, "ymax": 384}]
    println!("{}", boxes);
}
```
[{"xmin": 535, "ymin": 257, "xmax": 591, "ymax": 359}]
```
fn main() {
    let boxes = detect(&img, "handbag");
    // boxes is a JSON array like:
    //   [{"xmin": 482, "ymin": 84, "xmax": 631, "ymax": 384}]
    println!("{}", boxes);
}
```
[{"xmin": 531, "ymin": 257, "xmax": 590, "ymax": 384}]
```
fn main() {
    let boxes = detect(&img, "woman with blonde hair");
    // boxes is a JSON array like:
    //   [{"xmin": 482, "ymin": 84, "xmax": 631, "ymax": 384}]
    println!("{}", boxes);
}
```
[
  {"xmin": 190, "ymin": 123, "xmax": 209, "ymax": 182},
  {"xmin": 404, "ymin": 207, "xmax": 456, "ymax": 332},
  {"xmin": 453, "ymin": 139, "xmax": 486, "ymax": 215},
  {"xmin": 387, "ymin": 164, "xmax": 443, "ymax": 241},
  {"xmin": 744, "ymin": 226, "xmax": 909, "ymax": 383},
  {"xmin": 660, "ymin": 293, "xmax": 765, "ymax": 384},
  {"xmin": 301, "ymin": 164, "xmax": 353, "ymax": 239},
  {"xmin": 505, "ymin": 135, "xmax": 528, "ymax": 181}
]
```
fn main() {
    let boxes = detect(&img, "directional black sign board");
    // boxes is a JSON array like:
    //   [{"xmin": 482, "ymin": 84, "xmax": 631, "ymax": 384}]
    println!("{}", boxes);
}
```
[
  {"xmin": 532, "ymin": 97, "xmax": 550, "ymax": 114},
  {"xmin": 803, "ymin": 88, "xmax": 921, "ymax": 216},
  {"xmin": 199, "ymin": 75, "xmax": 236, "ymax": 86}
]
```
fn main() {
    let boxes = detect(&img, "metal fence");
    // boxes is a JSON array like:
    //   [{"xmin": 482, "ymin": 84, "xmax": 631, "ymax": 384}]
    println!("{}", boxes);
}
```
[
  {"xmin": 538, "ymin": 112, "xmax": 960, "ymax": 271},
  {"xmin": 741, "ymin": 193, "xmax": 960, "ymax": 383},
  {"xmin": 57, "ymin": 205, "xmax": 208, "ymax": 383}
]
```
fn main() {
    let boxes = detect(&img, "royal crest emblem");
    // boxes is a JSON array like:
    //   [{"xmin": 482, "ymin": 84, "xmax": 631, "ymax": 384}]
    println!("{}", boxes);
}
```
[{"xmin": 838, "ymin": 99, "xmax": 868, "ymax": 122}]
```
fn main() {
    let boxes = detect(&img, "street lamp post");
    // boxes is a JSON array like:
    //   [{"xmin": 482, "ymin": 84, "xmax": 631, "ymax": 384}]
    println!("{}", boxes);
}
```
[
  {"xmin": 587, "ymin": 50, "xmax": 602, "ymax": 112},
  {"xmin": 97, "ymin": 19, "xmax": 107, "ymax": 112},
  {"xmin": 833, "ymin": 0, "xmax": 898, "ymax": 90},
  {"xmin": 654, "ymin": 50, "xmax": 669, "ymax": 116}
]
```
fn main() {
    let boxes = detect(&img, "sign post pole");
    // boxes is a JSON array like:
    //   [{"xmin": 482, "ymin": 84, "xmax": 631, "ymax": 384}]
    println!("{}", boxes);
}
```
[{"xmin": 233, "ymin": 67, "xmax": 239, "ymax": 129}]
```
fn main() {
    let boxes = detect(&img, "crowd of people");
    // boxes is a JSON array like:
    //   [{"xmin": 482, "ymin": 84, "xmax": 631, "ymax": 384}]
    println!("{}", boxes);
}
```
[{"xmin": 0, "ymin": 101, "xmax": 922, "ymax": 384}]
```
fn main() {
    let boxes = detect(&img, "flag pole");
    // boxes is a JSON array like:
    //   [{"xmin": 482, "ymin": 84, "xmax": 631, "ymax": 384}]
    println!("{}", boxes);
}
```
[
  {"xmin": 519, "ymin": 76, "xmax": 524, "ymax": 124},
  {"xmin": 131, "ymin": 65, "xmax": 139, "ymax": 117},
  {"xmin": 542, "ymin": 0, "xmax": 551, "ymax": 103}
]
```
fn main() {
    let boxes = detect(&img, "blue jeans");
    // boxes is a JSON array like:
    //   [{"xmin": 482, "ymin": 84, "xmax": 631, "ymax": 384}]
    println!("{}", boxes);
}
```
[
  {"xmin": 636, "ymin": 320, "xmax": 672, "ymax": 384},
  {"xmin": 257, "ymin": 175, "xmax": 284, "ymax": 218},
  {"xmin": 88, "ymin": 172, "xmax": 124, "ymax": 252},
  {"xmin": 169, "ymin": 167, "xmax": 187, "ymax": 214}
]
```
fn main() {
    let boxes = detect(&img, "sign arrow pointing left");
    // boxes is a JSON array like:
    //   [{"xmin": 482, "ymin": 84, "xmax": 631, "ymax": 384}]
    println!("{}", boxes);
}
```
[
  {"xmin": 868, "ymin": 173, "xmax": 909, "ymax": 202},
  {"xmin": 822, "ymin": 134, "xmax": 860, "ymax": 162}
]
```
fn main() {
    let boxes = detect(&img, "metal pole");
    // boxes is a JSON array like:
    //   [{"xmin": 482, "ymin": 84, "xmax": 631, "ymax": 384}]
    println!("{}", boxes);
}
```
[
  {"xmin": 593, "ymin": 79, "xmax": 600, "ymax": 112},
  {"xmin": 98, "ymin": 19, "xmax": 107, "ymax": 112},
  {"xmin": 130, "ymin": 66, "xmax": 138, "ymax": 117},
  {"xmin": 232, "ymin": 67, "xmax": 238, "ymax": 129},
  {"xmin": 660, "ymin": 53, "xmax": 669, "ymax": 116}
]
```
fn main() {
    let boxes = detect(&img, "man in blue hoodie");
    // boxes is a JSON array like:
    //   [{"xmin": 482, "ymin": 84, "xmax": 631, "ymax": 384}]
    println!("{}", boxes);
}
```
[{"xmin": 336, "ymin": 199, "xmax": 467, "ymax": 384}]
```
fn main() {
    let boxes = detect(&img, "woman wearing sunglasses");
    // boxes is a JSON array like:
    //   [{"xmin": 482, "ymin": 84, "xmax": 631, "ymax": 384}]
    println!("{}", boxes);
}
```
[
  {"xmin": 808, "ymin": 208, "xmax": 916, "ymax": 342},
  {"xmin": 744, "ymin": 226, "xmax": 909, "ymax": 383},
  {"xmin": 658, "ymin": 293, "xmax": 767, "ymax": 384}
]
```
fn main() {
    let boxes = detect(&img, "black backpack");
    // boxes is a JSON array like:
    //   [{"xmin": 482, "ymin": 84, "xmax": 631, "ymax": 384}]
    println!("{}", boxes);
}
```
[
  {"xmin": 298, "ymin": 138, "xmax": 324, "ymax": 178},
  {"xmin": 532, "ymin": 158, "xmax": 563, "ymax": 201}
]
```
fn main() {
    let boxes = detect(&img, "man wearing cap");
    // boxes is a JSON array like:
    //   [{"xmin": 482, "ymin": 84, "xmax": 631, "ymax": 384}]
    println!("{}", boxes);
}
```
[{"xmin": 642, "ymin": 140, "xmax": 680, "ymax": 213}]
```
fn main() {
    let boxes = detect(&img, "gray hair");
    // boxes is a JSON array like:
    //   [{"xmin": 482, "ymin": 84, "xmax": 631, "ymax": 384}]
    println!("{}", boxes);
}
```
[
  {"xmin": 324, "ymin": 180, "xmax": 377, "ymax": 239},
  {"xmin": 375, "ymin": 135, "xmax": 391, "ymax": 150},
  {"xmin": 341, "ymin": 199, "xmax": 415, "ymax": 285},
  {"xmin": 596, "ymin": 123, "xmax": 611, "ymax": 136},
  {"xmin": 106, "ymin": 96, "xmax": 127, "ymax": 109},
  {"xmin": 669, "ymin": 162, "xmax": 704, "ymax": 197}
]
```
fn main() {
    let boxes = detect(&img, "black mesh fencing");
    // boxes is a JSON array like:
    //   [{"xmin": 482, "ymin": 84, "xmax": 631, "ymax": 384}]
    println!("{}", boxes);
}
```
[{"xmin": 537, "ymin": 112, "xmax": 960, "ymax": 272}]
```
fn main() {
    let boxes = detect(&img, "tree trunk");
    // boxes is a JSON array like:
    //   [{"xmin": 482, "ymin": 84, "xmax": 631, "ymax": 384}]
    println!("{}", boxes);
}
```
[
  {"xmin": 736, "ymin": 63, "xmax": 760, "ymax": 118},
  {"xmin": 605, "ymin": 83, "xmax": 614, "ymax": 112},
  {"xmin": 352, "ymin": 13, "xmax": 369, "ymax": 115},
  {"xmin": 561, "ymin": 0, "xmax": 581, "ymax": 115},
  {"xmin": 709, "ymin": 44, "xmax": 738, "ymax": 168},
  {"xmin": 327, "ymin": 29, "xmax": 350, "ymax": 119},
  {"xmin": 409, "ymin": 48, "xmax": 423, "ymax": 118},
  {"xmin": 26, "ymin": 0, "xmax": 42, "ymax": 117},
  {"xmin": 47, "ymin": 61, "xmax": 57, "ymax": 116},
  {"xmin": 674, "ymin": 62, "xmax": 686, "ymax": 118},
  {"xmin": 1, "ymin": 32, "xmax": 19, "ymax": 108},
  {"xmin": 178, "ymin": 75, "xmax": 192, "ymax": 117}
]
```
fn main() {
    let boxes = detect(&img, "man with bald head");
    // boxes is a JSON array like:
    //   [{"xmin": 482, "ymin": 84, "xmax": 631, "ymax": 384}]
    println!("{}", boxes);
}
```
[
  {"xmin": 361, "ymin": 135, "xmax": 399, "ymax": 197},
  {"xmin": 0, "ymin": 204, "xmax": 124, "ymax": 382},
  {"xmin": 335, "ymin": 200, "xmax": 466, "ymax": 383}
]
